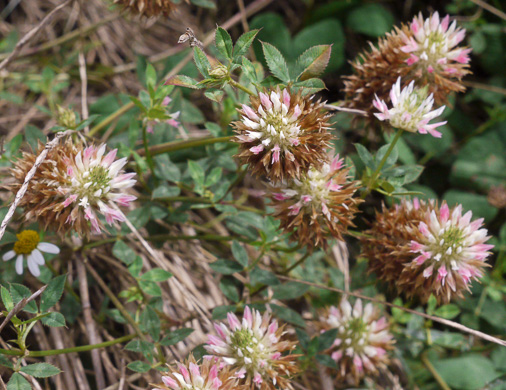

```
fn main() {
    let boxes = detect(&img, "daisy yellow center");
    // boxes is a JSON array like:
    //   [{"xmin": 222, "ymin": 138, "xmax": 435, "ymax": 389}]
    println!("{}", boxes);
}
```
[{"xmin": 13, "ymin": 230, "xmax": 40, "ymax": 255}]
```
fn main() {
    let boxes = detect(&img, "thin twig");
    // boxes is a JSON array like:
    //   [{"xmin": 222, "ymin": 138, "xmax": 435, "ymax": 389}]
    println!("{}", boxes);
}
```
[
  {"xmin": 469, "ymin": 0, "xmax": 506, "ymax": 20},
  {"xmin": 0, "ymin": 0, "xmax": 72, "ymax": 71},
  {"xmin": 324, "ymin": 104, "xmax": 368, "ymax": 116},
  {"xmin": 276, "ymin": 275, "xmax": 506, "ymax": 347},
  {"xmin": 0, "ymin": 285, "xmax": 46, "ymax": 334},
  {"xmin": 421, "ymin": 352, "xmax": 451, "ymax": 390},
  {"xmin": 0, "ymin": 129, "xmax": 75, "ymax": 241},
  {"xmin": 76, "ymin": 255, "xmax": 106, "ymax": 389},
  {"xmin": 78, "ymin": 50, "xmax": 89, "ymax": 134}
]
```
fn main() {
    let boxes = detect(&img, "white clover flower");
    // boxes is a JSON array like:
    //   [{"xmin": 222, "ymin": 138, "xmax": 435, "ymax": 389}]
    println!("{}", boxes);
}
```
[
  {"xmin": 318, "ymin": 299, "xmax": 393, "ymax": 384},
  {"xmin": 374, "ymin": 77, "xmax": 446, "ymax": 137},
  {"xmin": 205, "ymin": 306, "xmax": 299, "ymax": 390},
  {"xmin": 409, "ymin": 202, "xmax": 494, "ymax": 297},
  {"xmin": 2, "ymin": 230, "xmax": 59, "ymax": 277},
  {"xmin": 401, "ymin": 12, "xmax": 471, "ymax": 76}
]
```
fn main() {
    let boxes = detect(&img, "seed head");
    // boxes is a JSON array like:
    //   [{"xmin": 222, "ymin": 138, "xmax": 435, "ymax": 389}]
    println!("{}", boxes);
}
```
[
  {"xmin": 268, "ymin": 155, "xmax": 362, "ymax": 248},
  {"xmin": 114, "ymin": 0, "xmax": 176, "ymax": 18},
  {"xmin": 233, "ymin": 87, "xmax": 333, "ymax": 182},
  {"xmin": 10, "ymin": 140, "xmax": 136, "ymax": 237}
]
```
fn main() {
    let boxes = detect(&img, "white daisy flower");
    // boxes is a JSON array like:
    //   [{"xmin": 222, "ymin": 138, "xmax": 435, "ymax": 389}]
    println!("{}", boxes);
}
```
[{"xmin": 2, "ymin": 230, "xmax": 59, "ymax": 277}]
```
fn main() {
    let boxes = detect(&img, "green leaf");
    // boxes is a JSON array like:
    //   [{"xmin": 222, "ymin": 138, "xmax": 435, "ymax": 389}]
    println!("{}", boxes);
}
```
[
  {"xmin": 127, "ymin": 360, "xmax": 151, "ymax": 373},
  {"xmin": 271, "ymin": 304, "xmax": 305, "ymax": 328},
  {"xmin": 164, "ymin": 75, "xmax": 202, "ymax": 89},
  {"xmin": 193, "ymin": 47, "xmax": 211, "ymax": 78},
  {"xmin": 145, "ymin": 63, "xmax": 157, "ymax": 88},
  {"xmin": 272, "ymin": 282, "xmax": 310, "ymax": 300},
  {"xmin": 249, "ymin": 267, "xmax": 280, "ymax": 286},
  {"xmin": 125, "ymin": 339, "xmax": 154, "ymax": 360},
  {"xmin": 316, "ymin": 354, "xmax": 337, "ymax": 368},
  {"xmin": 1, "ymin": 286, "xmax": 13, "ymax": 311},
  {"xmin": 233, "ymin": 30, "xmax": 260, "ymax": 61},
  {"xmin": 212, "ymin": 305, "xmax": 236, "ymax": 320},
  {"xmin": 241, "ymin": 57, "xmax": 258, "ymax": 83},
  {"xmin": 113, "ymin": 240, "xmax": 137, "ymax": 265},
  {"xmin": 296, "ymin": 45, "xmax": 332, "ymax": 81},
  {"xmin": 261, "ymin": 42, "xmax": 290, "ymax": 83},
  {"xmin": 433, "ymin": 354, "xmax": 500, "ymax": 390},
  {"xmin": 231, "ymin": 241, "xmax": 248, "ymax": 268},
  {"xmin": 160, "ymin": 328, "xmax": 194, "ymax": 346},
  {"xmin": 209, "ymin": 259, "xmax": 243, "ymax": 275},
  {"xmin": 205, "ymin": 167, "xmax": 223, "ymax": 187},
  {"xmin": 318, "ymin": 329, "xmax": 338, "ymax": 351},
  {"xmin": 347, "ymin": 4, "xmax": 394, "ymax": 37},
  {"xmin": 25, "ymin": 125, "xmax": 46, "ymax": 152},
  {"xmin": 154, "ymin": 154, "xmax": 181, "ymax": 182},
  {"xmin": 10, "ymin": 284, "xmax": 37, "ymax": 314},
  {"xmin": 219, "ymin": 277, "xmax": 240, "ymax": 303},
  {"xmin": 188, "ymin": 160, "xmax": 205, "ymax": 187},
  {"xmin": 139, "ymin": 281, "xmax": 162, "ymax": 297},
  {"xmin": 140, "ymin": 306, "xmax": 161, "ymax": 342},
  {"xmin": 0, "ymin": 354, "xmax": 13, "ymax": 369},
  {"xmin": 215, "ymin": 27, "xmax": 233, "ymax": 60},
  {"xmin": 40, "ymin": 275, "xmax": 66, "ymax": 312},
  {"xmin": 190, "ymin": 0, "xmax": 215, "ymax": 8},
  {"xmin": 21, "ymin": 363, "xmax": 61, "ymax": 378},
  {"xmin": 7, "ymin": 373, "xmax": 31, "ymax": 390},
  {"xmin": 354, "ymin": 143, "xmax": 374, "ymax": 169},
  {"xmin": 375, "ymin": 143, "xmax": 398, "ymax": 170},
  {"xmin": 140, "ymin": 269, "xmax": 172, "ymax": 283},
  {"xmin": 434, "ymin": 304, "xmax": 461, "ymax": 320},
  {"xmin": 41, "ymin": 312, "xmax": 66, "ymax": 327}
]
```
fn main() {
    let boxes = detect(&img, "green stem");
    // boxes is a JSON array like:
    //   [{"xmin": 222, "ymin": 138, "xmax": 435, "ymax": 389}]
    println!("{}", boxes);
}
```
[
  {"xmin": 142, "ymin": 123, "xmax": 157, "ymax": 179},
  {"xmin": 421, "ymin": 352, "xmax": 451, "ymax": 390},
  {"xmin": 0, "ymin": 334, "xmax": 136, "ymax": 357},
  {"xmin": 362, "ymin": 128, "xmax": 404, "ymax": 199},
  {"xmin": 229, "ymin": 79, "xmax": 256, "ymax": 96},
  {"xmin": 88, "ymin": 102, "xmax": 135, "ymax": 137},
  {"xmin": 137, "ymin": 136, "xmax": 233, "ymax": 156}
]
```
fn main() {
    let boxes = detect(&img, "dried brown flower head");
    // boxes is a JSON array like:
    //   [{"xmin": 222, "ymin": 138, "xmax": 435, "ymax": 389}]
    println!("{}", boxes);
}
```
[
  {"xmin": 344, "ymin": 12, "xmax": 471, "ymax": 122},
  {"xmin": 10, "ymin": 140, "xmax": 136, "ymax": 238},
  {"xmin": 152, "ymin": 355, "xmax": 243, "ymax": 390},
  {"xmin": 233, "ymin": 87, "xmax": 333, "ymax": 183},
  {"xmin": 114, "ymin": 0, "xmax": 176, "ymax": 18},
  {"xmin": 361, "ymin": 199, "xmax": 493, "ymax": 304},
  {"xmin": 268, "ymin": 155, "xmax": 362, "ymax": 248},
  {"xmin": 317, "ymin": 299, "xmax": 394, "ymax": 385}
]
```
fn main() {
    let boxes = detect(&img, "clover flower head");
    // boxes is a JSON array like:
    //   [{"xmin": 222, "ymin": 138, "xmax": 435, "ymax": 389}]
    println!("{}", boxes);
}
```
[
  {"xmin": 152, "ymin": 355, "xmax": 241, "ymax": 390},
  {"xmin": 234, "ymin": 87, "xmax": 332, "ymax": 182},
  {"xmin": 11, "ymin": 140, "xmax": 136, "ymax": 237},
  {"xmin": 408, "ymin": 202, "xmax": 493, "ymax": 302},
  {"xmin": 318, "ymin": 299, "xmax": 393, "ymax": 385},
  {"xmin": 146, "ymin": 96, "xmax": 180, "ymax": 133},
  {"xmin": 205, "ymin": 306, "xmax": 299, "ymax": 390},
  {"xmin": 2, "ymin": 230, "xmax": 59, "ymax": 277},
  {"xmin": 401, "ymin": 12, "xmax": 471, "ymax": 76},
  {"xmin": 269, "ymin": 154, "xmax": 361, "ymax": 248},
  {"xmin": 374, "ymin": 77, "xmax": 446, "ymax": 137}
]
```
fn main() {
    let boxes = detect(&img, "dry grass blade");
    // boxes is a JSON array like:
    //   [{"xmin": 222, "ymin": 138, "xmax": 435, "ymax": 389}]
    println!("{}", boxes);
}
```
[{"xmin": 0, "ymin": 0, "xmax": 73, "ymax": 70}]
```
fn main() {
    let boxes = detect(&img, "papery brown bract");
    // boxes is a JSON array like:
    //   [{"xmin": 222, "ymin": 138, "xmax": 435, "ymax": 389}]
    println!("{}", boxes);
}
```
[
  {"xmin": 317, "ymin": 299, "xmax": 394, "ymax": 386},
  {"xmin": 268, "ymin": 155, "xmax": 362, "ymax": 249},
  {"xmin": 233, "ymin": 87, "xmax": 333, "ymax": 183},
  {"xmin": 344, "ymin": 14, "xmax": 470, "ymax": 122},
  {"xmin": 361, "ymin": 199, "xmax": 493, "ymax": 304},
  {"xmin": 10, "ymin": 140, "xmax": 136, "ymax": 238},
  {"xmin": 114, "ymin": 0, "xmax": 176, "ymax": 18}
]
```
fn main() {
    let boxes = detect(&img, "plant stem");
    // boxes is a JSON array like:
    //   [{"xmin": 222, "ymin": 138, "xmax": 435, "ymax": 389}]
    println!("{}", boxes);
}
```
[
  {"xmin": 88, "ymin": 102, "xmax": 134, "ymax": 137},
  {"xmin": 136, "ymin": 136, "xmax": 233, "ymax": 156},
  {"xmin": 141, "ymin": 123, "xmax": 157, "ymax": 179},
  {"xmin": 421, "ymin": 352, "xmax": 451, "ymax": 390},
  {"xmin": 0, "ymin": 334, "xmax": 136, "ymax": 357},
  {"xmin": 362, "ymin": 128, "xmax": 404, "ymax": 198},
  {"xmin": 229, "ymin": 79, "xmax": 256, "ymax": 96}
]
